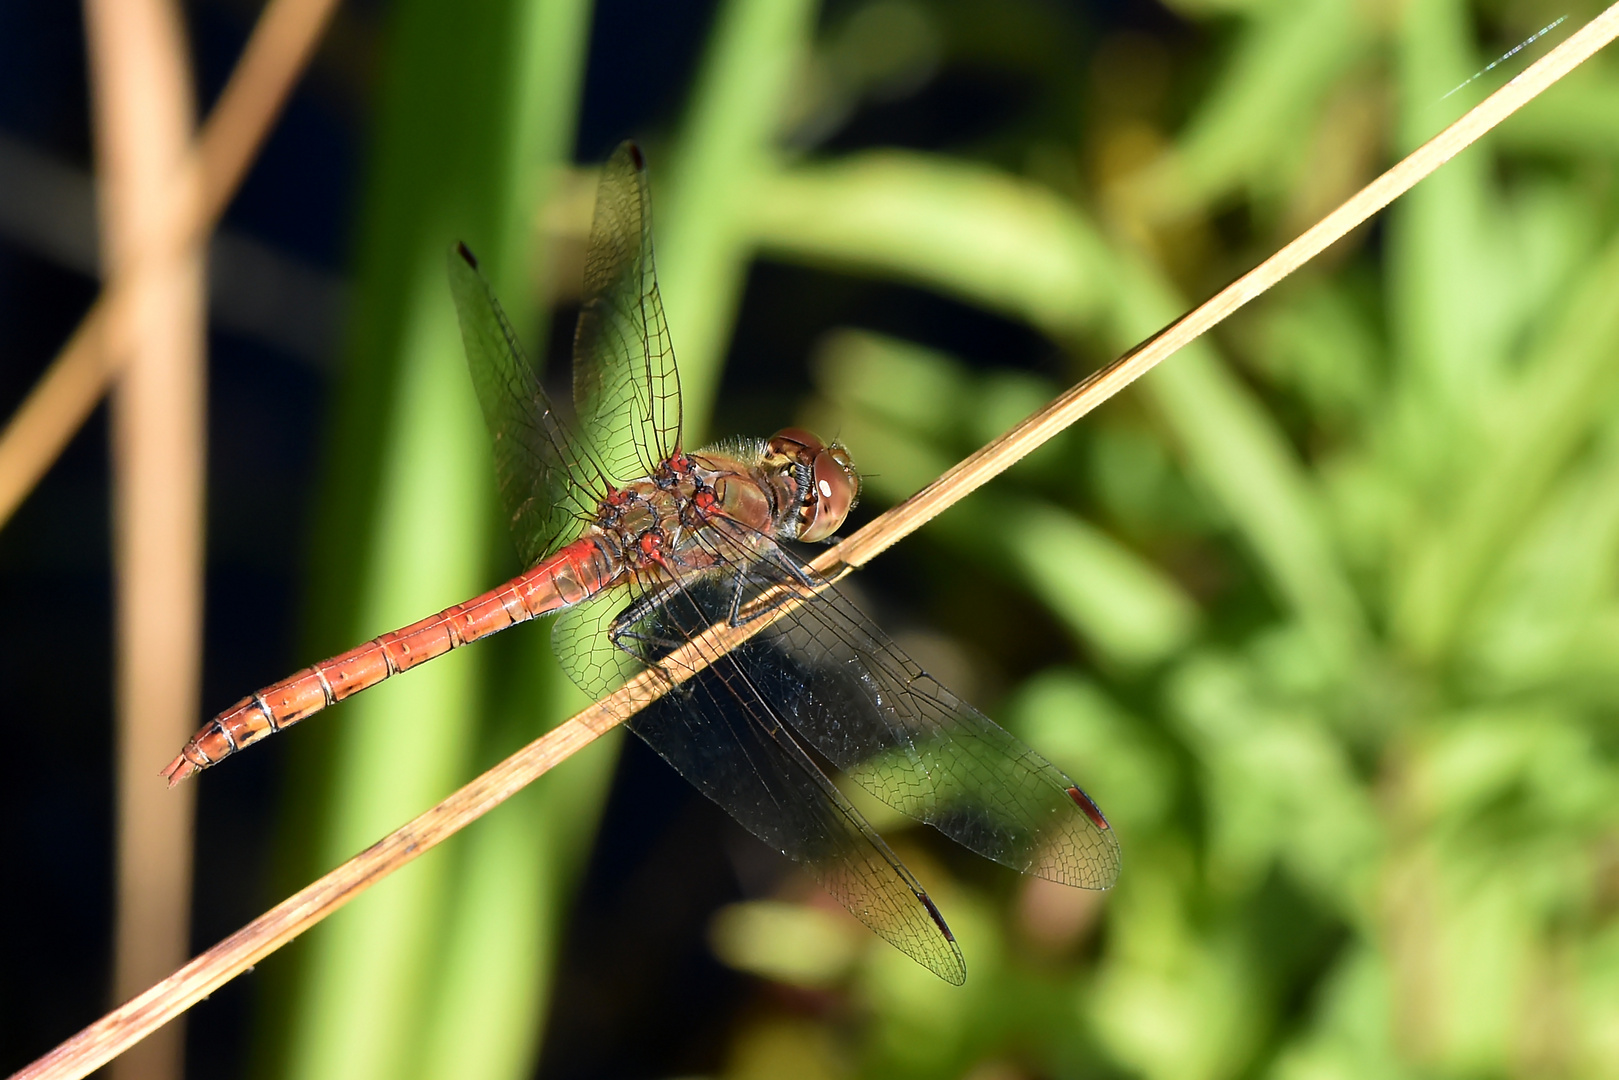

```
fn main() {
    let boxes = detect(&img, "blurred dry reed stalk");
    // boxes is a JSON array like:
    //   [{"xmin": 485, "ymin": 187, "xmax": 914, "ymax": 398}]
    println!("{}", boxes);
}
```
[
  {"xmin": 12, "ymin": 8, "xmax": 1619, "ymax": 1078},
  {"xmin": 84, "ymin": 1, "xmax": 204, "ymax": 1078},
  {"xmin": 0, "ymin": 0, "xmax": 341, "ymax": 528},
  {"xmin": 0, "ymin": 1, "xmax": 338, "ymax": 1079}
]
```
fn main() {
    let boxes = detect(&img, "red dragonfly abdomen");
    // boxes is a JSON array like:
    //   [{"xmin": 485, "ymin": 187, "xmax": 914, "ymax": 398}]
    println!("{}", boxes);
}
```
[{"xmin": 162, "ymin": 537, "xmax": 617, "ymax": 786}]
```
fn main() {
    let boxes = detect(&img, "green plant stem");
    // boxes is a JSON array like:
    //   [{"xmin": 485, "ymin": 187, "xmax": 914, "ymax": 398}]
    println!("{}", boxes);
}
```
[
  {"xmin": 271, "ymin": 4, "xmax": 594, "ymax": 1080},
  {"xmin": 656, "ymin": 0, "xmax": 820, "ymax": 441}
]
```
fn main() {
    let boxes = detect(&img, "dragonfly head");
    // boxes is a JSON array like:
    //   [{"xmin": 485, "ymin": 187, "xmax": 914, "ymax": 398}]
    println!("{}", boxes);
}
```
[{"xmin": 766, "ymin": 428, "xmax": 861, "ymax": 543}]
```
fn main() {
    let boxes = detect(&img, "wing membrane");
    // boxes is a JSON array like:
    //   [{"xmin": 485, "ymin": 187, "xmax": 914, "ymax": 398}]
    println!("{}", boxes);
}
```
[
  {"xmin": 691, "ymin": 526, "xmax": 1122, "ymax": 892},
  {"xmin": 572, "ymin": 141, "xmax": 682, "ymax": 484},
  {"xmin": 447, "ymin": 245, "xmax": 611, "ymax": 565},
  {"xmin": 553, "ymin": 578, "xmax": 967, "ymax": 983}
]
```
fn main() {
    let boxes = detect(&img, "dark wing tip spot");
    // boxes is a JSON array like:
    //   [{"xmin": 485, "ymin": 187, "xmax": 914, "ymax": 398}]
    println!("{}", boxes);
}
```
[
  {"xmin": 914, "ymin": 890, "xmax": 967, "ymax": 985},
  {"xmin": 1068, "ymin": 786, "xmax": 1111, "ymax": 831},
  {"xmin": 456, "ymin": 241, "xmax": 479, "ymax": 269},
  {"xmin": 916, "ymin": 890, "xmax": 957, "ymax": 943},
  {"xmin": 625, "ymin": 141, "xmax": 645, "ymax": 170}
]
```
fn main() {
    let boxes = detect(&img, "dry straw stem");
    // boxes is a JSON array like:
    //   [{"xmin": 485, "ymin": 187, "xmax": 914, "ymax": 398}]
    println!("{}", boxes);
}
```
[
  {"xmin": 85, "ymin": 2, "xmax": 207, "ymax": 1080},
  {"xmin": 0, "ymin": 0, "xmax": 342, "ymax": 529},
  {"xmin": 14, "ymin": 6, "xmax": 1619, "ymax": 1079}
]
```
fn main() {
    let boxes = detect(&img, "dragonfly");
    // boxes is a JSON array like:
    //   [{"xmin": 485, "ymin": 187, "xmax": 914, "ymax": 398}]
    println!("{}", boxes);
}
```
[{"xmin": 164, "ymin": 141, "xmax": 1119, "ymax": 983}]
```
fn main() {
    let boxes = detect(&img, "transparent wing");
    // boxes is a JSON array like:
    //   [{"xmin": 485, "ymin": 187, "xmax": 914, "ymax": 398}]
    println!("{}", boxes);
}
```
[
  {"xmin": 689, "ymin": 525, "xmax": 1122, "ymax": 892},
  {"xmin": 553, "ymin": 579, "xmax": 967, "ymax": 984},
  {"xmin": 447, "ymin": 244, "xmax": 613, "ymax": 566},
  {"xmin": 571, "ymin": 141, "xmax": 682, "ymax": 485}
]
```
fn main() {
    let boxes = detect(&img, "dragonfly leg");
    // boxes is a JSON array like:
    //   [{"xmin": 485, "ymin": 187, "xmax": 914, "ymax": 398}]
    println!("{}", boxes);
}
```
[
  {"xmin": 607, "ymin": 585, "xmax": 683, "ymax": 649},
  {"xmin": 605, "ymin": 622, "xmax": 683, "ymax": 696},
  {"xmin": 728, "ymin": 551, "xmax": 819, "ymax": 627},
  {"xmin": 606, "ymin": 584, "xmax": 694, "ymax": 693}
]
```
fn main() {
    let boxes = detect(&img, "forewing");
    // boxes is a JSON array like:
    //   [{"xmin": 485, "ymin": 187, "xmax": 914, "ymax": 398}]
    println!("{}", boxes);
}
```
[
  {"xmin": 690, "ymin": 527, "xmax": 1122, "ymax": 892},
  {"xmin": 572, "ymin": 141, "xmax": 682, "ymax": 484},
  {"xmin": 448, "ymin": 245, "xmax": 610, "ymax": 566},
  {"xmin": 552, "ymin": 578, "xmax": 967, "ymax": 984}
]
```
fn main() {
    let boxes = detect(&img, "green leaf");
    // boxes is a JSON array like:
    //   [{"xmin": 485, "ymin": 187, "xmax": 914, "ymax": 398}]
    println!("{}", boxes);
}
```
[
  {"xmin": 997, "ymin": 500, "xmax": 1199, "ymax": 667},
  {"xmin": 750, "ymin": 153, "xmax": 1113, "ymax": 337},
  {"xmin": 655, "ymin": 0, "xmax": 820, "ymax": 442},
  {"xmin": 268, "ymin": 4, "xmax": 595, "ymax": 1080},
  {"xmin": 1393, "ymin": 231, "xmax": 1619, "ymax": 659},
  {"xmin": 1167, "ymin": 651, "xmax": 1382, "ymax": 915},
  {"xmin": 1130, "ymin": 0, "xmax": 1372, "ymax": 220},
  {"xmin": 1107, "ymin": 249, "xmax": 1369, "ymax": 667},
  {"xmin": 285, "ymin": 264, "xmax": 491, "ymax": 1080}
]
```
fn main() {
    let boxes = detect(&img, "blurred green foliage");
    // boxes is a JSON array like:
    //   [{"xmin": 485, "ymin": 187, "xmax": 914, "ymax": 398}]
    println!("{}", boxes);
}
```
[{"xmin": 265, "ymin": 0, "xmax": 1619, "ymax": 1078}]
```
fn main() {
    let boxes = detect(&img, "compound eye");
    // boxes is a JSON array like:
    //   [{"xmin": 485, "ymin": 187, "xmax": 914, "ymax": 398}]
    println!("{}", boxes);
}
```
[{"xmin": 798, "ymin": 445, "xmax": 860, "ymax": 542}]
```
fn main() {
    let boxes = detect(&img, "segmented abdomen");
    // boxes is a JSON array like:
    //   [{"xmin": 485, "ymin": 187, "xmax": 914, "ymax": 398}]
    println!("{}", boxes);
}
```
[{"xmin": 162, "ymin": 537, "xmax": 616, "ymax": 785}]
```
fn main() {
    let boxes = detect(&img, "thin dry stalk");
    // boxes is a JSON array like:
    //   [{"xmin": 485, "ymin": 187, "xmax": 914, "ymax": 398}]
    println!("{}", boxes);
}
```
[
  {"xmin": 12, "ymin": 6, "xmax": 1619, "ymax": 1080},
  {"xmin": 84, "ymin": 2, "xmax": 205, "ymax": 1079},
  {"xmin": 0, "ymin": 0, "xmax": 341, "ymax": 529}
]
